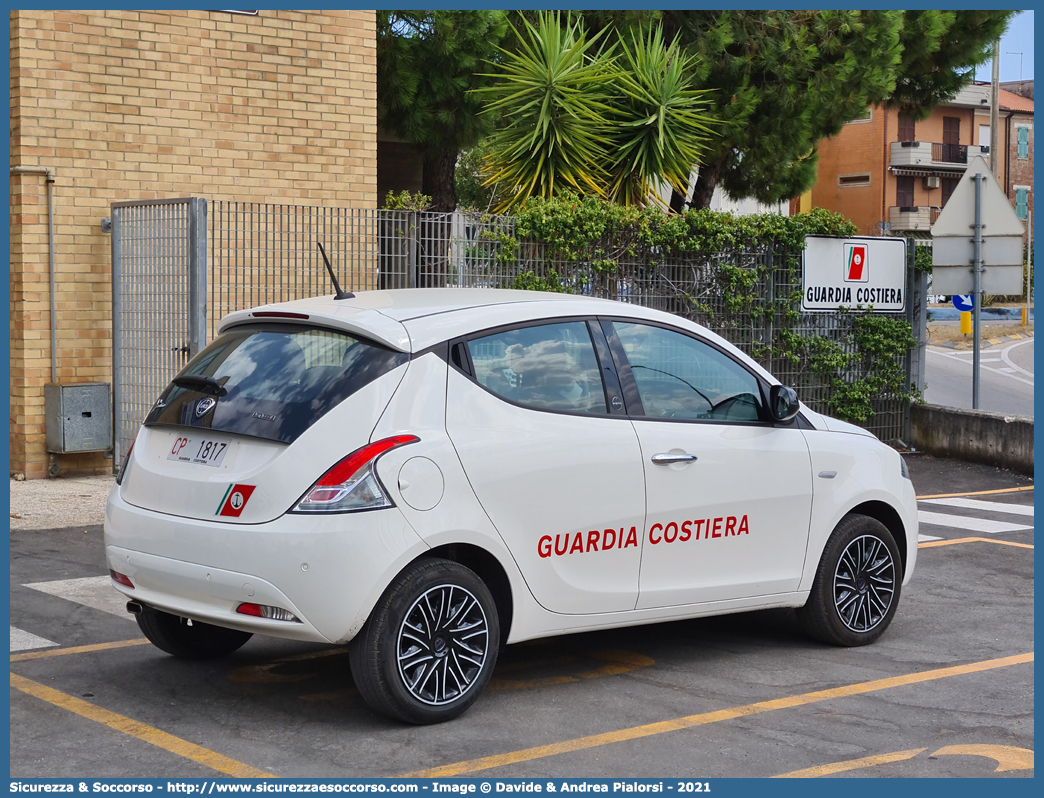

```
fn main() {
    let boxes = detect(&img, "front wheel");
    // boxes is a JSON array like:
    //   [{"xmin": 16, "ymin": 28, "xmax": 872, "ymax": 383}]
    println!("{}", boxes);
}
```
[
  {"xmin": 797, "ymin": 514, "xmax": 902, "ymax": 647},
  {"xmin": 349, "ymin": 558, "xmax": 499, "ymax": 724},
  {"xmin": 135, "ymin": 604, "xmax": 253, "ymax": 659}
]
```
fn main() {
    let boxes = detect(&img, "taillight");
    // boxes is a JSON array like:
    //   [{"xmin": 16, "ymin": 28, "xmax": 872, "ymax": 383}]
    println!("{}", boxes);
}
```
[
  {"xmin": 291, "ymin": 435, "xmax": 419, "ymax": 514},
  {"xmin": 115, "ymin": 441, "xmax": 134, "ymax": 485}
]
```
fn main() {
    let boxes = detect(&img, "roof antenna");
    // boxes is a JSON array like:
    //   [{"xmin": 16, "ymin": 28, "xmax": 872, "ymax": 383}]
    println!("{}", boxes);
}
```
[{"xmin": 317, "ymin": 241, "xmax": 354, "ymax": 300}]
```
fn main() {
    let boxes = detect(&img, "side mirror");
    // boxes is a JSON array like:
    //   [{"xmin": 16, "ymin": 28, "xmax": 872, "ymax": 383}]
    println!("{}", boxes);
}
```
[{"xmin": 769, "ymin": 385, "xmax": 800, "ymax": 422}]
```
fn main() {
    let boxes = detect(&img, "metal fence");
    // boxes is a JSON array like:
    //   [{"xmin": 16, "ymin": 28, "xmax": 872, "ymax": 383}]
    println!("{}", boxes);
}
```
[
  {"xmin": 110, "ymin": 198, "xmax": 206, "ymax": 463},
  {"xmin": 113, "ymin": 200, "xmax": 921, "ymax": 465},
  {"xmin": 208, "ymin": 202, "xmax": 382, "ymax": 340}
]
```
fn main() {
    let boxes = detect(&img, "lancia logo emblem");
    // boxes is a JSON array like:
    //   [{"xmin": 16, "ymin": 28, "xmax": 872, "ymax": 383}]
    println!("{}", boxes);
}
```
[{"xmin": 195, "ymin": 397, "xmax": 216, "ymax": 417}]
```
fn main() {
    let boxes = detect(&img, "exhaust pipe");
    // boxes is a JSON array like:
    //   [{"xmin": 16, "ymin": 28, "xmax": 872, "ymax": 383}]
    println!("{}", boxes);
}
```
[{"xmin": 126, "ymin": 601, "xmax": 143, "ymax": 615}]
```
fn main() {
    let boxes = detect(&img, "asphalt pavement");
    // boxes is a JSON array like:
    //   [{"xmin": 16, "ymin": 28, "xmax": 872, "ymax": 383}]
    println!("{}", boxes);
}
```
[
  {"xmin": 9, "ymin": 457, "xmax": 1035, "ymax": 779},
  {"xmin": 924, "ymin": 335, "xmax": 1034, "ymax": 416}
]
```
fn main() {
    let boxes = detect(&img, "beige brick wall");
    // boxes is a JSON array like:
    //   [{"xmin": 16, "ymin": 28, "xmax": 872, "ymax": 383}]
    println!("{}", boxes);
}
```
[{"xmin": 10, "ymin": 9, "xmax": 377, "ymax": 479}]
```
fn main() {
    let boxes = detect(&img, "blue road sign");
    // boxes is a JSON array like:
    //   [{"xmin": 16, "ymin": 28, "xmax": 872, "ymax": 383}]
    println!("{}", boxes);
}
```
[{"xmin": 952, "ymin": 294, "xmax": 975, "ymax": 311}]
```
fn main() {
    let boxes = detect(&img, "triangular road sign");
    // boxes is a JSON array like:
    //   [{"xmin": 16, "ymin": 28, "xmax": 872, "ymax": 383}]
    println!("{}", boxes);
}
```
[{"xmin": 931, "ymin": 155, "xmax": 1025, "ymax": 237}]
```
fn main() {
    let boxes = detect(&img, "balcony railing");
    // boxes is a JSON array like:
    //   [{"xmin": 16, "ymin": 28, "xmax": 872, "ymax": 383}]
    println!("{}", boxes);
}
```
[
  {"xmin": 890, "ymin": 141, "xmax": 989, "ymax": 169},
  {"xmin": 931, "ymin": 143, "xmax": 966, "ymax": 164}
]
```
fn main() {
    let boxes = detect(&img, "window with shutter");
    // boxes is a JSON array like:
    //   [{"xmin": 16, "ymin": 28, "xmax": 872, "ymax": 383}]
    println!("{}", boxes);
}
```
[
  {"xmin": 896, "ymin": 177, "xmax": 915, "ymax": 208},
  {"xmin": 898, "ymin": 114, "xmax": 915, "ymax": 142},
  {"xmin": 1015, "ymin": 188, "xmax": 1029, "ymax": 220},
  {"xmin": 1017, "ymin": 127, "xmax": 1029, "ymax": 159}
]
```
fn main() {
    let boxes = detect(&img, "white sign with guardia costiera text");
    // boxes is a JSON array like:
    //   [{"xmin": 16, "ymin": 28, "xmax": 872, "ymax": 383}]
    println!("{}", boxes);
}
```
[{"xmin": 801, "ymin": 236, "xmax": 907, "ymax": 312}]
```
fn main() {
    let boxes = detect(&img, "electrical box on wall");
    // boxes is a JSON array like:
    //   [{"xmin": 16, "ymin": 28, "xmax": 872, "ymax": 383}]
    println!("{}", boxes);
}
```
[{"xmin": 45, "ymin": 383, "xmax": 112, "ymax": 454}]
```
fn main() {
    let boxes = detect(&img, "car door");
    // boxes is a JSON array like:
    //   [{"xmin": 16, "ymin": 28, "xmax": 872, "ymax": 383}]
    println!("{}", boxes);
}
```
[
  {"xmin": 602, "ymin": 320, "xmax": 814, "ymax": 609},
  {"xmin": 445, "ymin": 319, "xmax": 646, "ymax": 615}
]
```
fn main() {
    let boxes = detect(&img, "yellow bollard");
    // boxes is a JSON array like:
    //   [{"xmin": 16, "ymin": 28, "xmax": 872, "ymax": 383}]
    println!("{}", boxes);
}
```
[{"xmin": 960, "ymin": 311, "xmax": 972, "ymax": 335}]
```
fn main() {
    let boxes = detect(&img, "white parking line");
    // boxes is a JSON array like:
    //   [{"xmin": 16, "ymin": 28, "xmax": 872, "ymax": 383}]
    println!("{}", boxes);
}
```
[
  {"xmin": 920, "ymin": 498, "xmax": 1034, "ymax": 518},
  {"xmin": 917, "ymin": 534, "xmax": 943, "ymax": 543},
  {"xmin": 1000, "ymin": 337, "xmax": 1035, "ymax": 380},
  {"xmin": 917, "ymin": 511, "xmax": 1032, "ymax": 535},
  {"xmin": 10, "ymin": 626, "xmax": 58, "ymax": 652},
  {"xmin": 927, "ymin": 345, "xmax": 1034, "ymax": 387},
  {"xmin": 23, "ymin": 576, "xmax": 134, "ymax": 621}
]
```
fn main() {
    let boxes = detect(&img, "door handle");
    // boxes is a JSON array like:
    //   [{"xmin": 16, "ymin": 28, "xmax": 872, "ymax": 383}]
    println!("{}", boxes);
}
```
[{"xmin": 651, "ymin": 453, "xmax": 697, "ymax": 465}]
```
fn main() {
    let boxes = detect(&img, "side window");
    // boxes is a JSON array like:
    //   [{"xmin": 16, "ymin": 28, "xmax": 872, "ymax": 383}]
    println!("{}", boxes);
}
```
[
  {"xmin": 612, "ymin": 322, "xmax": 763, "ymax": 422},
  {"xmin": 466, "ymin": 322, "xmax": 608, "ymax": 415}
]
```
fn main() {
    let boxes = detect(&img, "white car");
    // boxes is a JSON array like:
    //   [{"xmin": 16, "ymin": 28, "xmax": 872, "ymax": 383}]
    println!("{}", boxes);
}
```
[{"xmin": 105, "ymin": 289, "xmax": 917, "ymax": 724}]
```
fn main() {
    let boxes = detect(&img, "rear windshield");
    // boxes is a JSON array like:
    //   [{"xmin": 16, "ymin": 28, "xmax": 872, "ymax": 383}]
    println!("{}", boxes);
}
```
[{"xmin": 144, "ymin": 323, "xmax": 408, "ymax": 443}]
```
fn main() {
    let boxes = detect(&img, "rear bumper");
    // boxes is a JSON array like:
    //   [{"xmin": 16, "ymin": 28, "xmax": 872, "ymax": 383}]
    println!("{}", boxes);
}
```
[
  {"xmin": 109, "ymin": 546, "xmax": 330, "ymax": 642},
  {"xmin": 104, "ymin": 484, "xmax": 430, "ymax": 644}
]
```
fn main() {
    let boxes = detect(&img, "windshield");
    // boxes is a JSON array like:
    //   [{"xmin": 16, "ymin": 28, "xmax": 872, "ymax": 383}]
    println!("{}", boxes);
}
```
[{"xmin": 144, "ymin": 323, "xmax": 408, "ymax": 443}]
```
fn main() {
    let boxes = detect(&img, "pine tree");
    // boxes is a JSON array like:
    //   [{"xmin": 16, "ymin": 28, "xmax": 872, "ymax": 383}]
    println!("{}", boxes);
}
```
[
  {"xmin": 586, "ymin": 10, "xmax": 1014, "ymax": 210},
  {"xmin": 377, "ymin": 11, "xmax": 508, "ymax": 211}
]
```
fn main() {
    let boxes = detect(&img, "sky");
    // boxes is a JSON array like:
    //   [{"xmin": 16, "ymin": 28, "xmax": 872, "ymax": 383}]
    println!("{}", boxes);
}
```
[{"xmin": 974, "ymin": 10, "xmax": 1034, "ymax": 82}]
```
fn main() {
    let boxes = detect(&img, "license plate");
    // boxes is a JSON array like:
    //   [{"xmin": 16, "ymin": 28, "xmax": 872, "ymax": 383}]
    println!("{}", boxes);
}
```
[{"xmin": 167, "ymin": 435, "xmax": 231, "ymax": 467}]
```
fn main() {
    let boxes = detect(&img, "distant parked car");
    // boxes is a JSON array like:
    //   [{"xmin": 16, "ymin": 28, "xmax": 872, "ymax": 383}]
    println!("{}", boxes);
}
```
[{"xmin": 106, "ymin": 289, "xmax": 918, "ymax": 723}]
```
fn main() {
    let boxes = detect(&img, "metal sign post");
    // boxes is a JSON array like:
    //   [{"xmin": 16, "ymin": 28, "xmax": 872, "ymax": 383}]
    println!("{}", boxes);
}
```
[
  {"xmin": 972, "ymin": 173, "xmax": 984, "ymax": 409},
  {"xmin": 1026, "ymin": 209, "xmax": 1033, "ymax": 326}
]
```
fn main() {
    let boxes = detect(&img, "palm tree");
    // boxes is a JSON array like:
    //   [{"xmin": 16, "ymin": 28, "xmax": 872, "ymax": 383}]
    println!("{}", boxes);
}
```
[{"xmin": 476, "ymin": 12, "xmax": 717, "ymax": 211}]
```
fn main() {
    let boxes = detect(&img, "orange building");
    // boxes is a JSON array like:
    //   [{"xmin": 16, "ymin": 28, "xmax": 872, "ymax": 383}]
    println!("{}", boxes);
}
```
[{"xmin": 802, "ymin": 83, "xmax": 1033, "ymax": 237}]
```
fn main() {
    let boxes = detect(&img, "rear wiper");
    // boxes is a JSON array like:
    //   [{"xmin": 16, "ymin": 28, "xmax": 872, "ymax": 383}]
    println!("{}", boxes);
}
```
[{"xmin": 172, "ymin": 375, "xmax": 227, "ymax": 397}]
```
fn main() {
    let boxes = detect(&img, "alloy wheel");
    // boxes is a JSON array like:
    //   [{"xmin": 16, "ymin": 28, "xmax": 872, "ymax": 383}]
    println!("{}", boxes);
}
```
[
  {"xmin": 832, "ymin": 534, "xmax": 896, "ymax": 633},
  {"xmin": 396, "ymin": 584, "xmax": 489, "ymax": 706}
]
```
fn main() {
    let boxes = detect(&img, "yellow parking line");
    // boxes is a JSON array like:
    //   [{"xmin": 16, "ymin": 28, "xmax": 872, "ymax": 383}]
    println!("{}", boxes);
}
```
[
  {"xmin": 772, "ymin": 747, "xmax": 927, "ymax": 777},
  {"xmin": 399, "ymin": 652, "xmax": 1034, "ymax": 778},
  {"xmin": 919, "ymin": 537, "xmax": 1033, "ymax": 550},
  {"xmin": 10, "ymin": 672, "xmax": 275, "ymax": 778},
  {"xmin": 916, "ymin": 485, "xmax": 1034, "ymax": 500},
  {"xmin": 932, "ymin": 744, "xmax": 1034, "ymax": 772},
  {"xmin": 11, "ymin": 638, "xmax": 152, "ymax": 663},
  {"xmin": 774, "ymin": 743, "xmax": 1034, "ymax": 777}
]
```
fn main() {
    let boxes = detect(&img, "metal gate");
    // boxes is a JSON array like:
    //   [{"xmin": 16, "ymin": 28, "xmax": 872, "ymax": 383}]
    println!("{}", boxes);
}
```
[{"xmin": 111, "ymin": 198, "xmax": 206, "ymax": 465}]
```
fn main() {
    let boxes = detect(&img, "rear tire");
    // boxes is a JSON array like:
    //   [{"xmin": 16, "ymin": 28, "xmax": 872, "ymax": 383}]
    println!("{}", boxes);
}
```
[
  {"xmin": 797, "ymin": 514, "xmax": 902, "ymax": 647},
  {"xmin": 350, "ymin": 558, "xmax": 499, "ymax": 724},
  {"xmin": 136, "ymin": 605, "xmax": 253, "ymax": 659}
]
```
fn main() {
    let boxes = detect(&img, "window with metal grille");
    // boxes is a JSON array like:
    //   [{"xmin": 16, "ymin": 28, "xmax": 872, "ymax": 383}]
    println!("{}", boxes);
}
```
[
  {"xmin": 1017, "ymin": 127, "xmax": 1030, "ymax": 159},
  {"xmin": 1015, "ymin": 188, "xmax": 1029, "ymax": 220}
]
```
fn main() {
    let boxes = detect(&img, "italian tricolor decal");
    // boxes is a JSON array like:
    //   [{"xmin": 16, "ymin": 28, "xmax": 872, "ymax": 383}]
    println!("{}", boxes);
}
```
[{"xmin": 216, "ymin": 484, "xmax": 256, "ymax": 517}]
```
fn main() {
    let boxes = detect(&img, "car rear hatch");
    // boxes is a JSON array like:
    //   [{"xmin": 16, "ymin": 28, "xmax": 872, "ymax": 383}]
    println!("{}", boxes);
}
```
[{"xmin": 118, "ymin": 321, "xmax": 409, "ymax": 523}]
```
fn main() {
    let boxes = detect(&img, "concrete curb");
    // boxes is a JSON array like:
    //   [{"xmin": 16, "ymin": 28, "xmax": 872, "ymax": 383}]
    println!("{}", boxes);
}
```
[{"xmin": 910, "ymin": 403, "xmax": 1034, "ymax": 476}]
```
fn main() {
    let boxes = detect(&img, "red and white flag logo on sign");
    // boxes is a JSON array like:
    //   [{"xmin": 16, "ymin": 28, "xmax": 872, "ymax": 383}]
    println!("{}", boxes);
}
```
[{"xmin": 845, "ymin": 243, "xmax": 868, "ymax": 282}]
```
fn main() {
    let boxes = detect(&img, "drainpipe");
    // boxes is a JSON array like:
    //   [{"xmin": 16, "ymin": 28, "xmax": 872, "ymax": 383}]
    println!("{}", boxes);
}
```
[
  {"xmin": 1004, "ymin": 110, "xmax": 1015, "ymax": 195},
  {"xmin": 881, "ymin": 105, "xmax": 888, "ymax": 233},
  {"xmin": 11, "ymin": 166, "xmax": 57, "ymax": 383}
]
